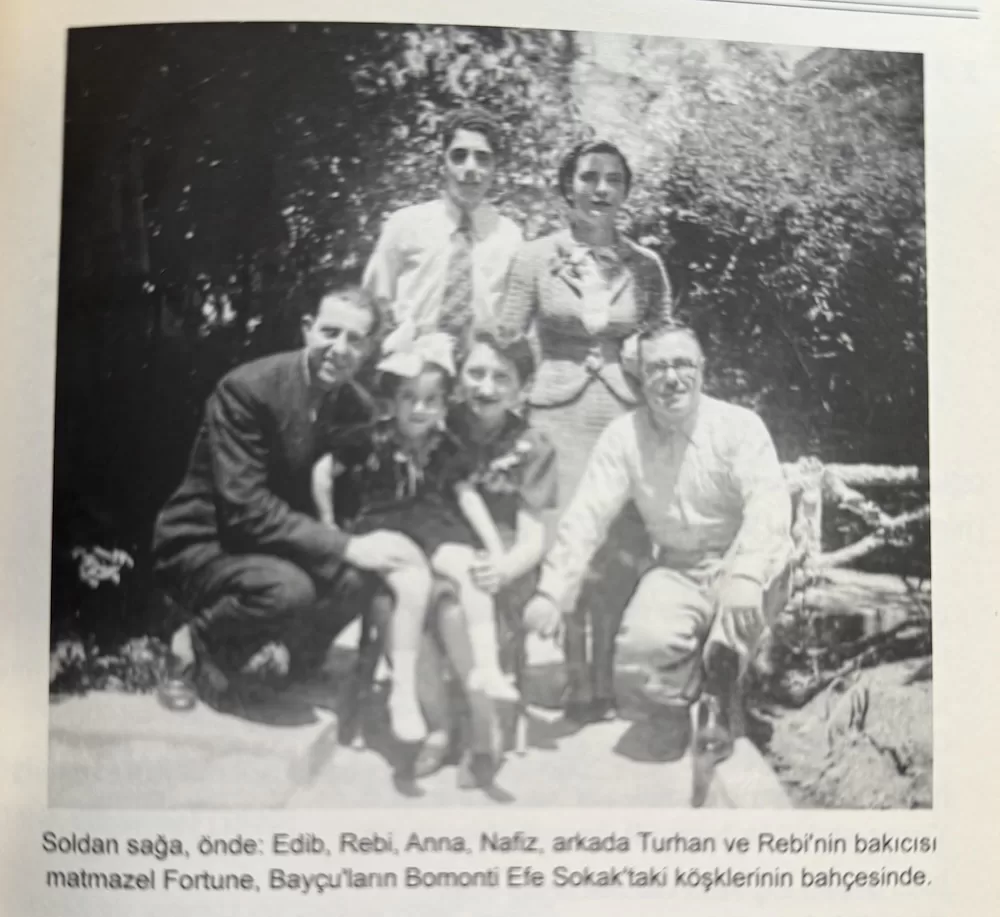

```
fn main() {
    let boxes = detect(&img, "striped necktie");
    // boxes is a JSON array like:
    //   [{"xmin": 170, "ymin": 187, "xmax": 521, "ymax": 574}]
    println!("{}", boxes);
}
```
[{"xmin": 438, "ymin": 210, "xmax": 475, "ymax": 336}]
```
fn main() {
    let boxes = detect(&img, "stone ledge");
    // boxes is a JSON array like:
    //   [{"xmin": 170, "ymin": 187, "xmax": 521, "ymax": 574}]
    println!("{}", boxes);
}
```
[
  {"xmin": 49, "ymin": 688, "xmax": 790, "ymax": 809},
  {"xmin": 49, "ymin": 693, "xmax": 335, "ymax": 809}
]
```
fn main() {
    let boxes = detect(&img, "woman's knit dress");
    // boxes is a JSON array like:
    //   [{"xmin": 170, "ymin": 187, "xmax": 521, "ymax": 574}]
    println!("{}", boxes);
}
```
[{"xmin": 494, "ymin": 227, "xmax": 673, "ymax": 706}]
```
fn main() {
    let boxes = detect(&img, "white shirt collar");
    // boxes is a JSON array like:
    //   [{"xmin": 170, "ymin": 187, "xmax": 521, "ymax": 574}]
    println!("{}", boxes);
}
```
[
  {"xmin": 441, "ymin": 195, "xmax": 492, "ymax": 239},
  {"xmin": 640, "ymin": 397, "xmax": 702, "ymax": 446}
]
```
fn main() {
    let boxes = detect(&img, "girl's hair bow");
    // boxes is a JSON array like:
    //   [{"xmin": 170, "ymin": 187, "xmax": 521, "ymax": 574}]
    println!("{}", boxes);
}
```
[{"xmin": 376, "ymin": 322, "xmax": 456, "ymax": 379}]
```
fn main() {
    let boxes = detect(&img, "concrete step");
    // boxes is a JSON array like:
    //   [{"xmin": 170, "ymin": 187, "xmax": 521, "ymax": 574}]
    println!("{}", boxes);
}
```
[{"xmin": 49, "ymin": 686, "xmax": 789, "ymax": 809}]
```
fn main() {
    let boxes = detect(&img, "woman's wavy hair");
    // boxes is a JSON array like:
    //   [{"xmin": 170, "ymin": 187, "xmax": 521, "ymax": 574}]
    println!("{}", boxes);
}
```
[
  {"xmin": 557, "ymin": 140, "xmax": 634, "ymax": 204},
  {"xmin": 464, "ymin": 328, "xmax": 537, "ymax": 387}
]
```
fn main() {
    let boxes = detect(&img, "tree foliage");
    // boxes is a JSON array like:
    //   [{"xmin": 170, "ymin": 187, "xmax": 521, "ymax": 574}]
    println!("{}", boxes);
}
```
[
  {"xmin": 595, "ymin": 40, "xmax": 926, "ymax": 461},
  {"xmin": 53, "ymin": 25, "xmax": 927, "ymax": 645}
]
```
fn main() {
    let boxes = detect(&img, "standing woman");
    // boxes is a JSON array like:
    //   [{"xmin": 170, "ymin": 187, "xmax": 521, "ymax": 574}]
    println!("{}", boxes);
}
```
[{"xmin": 494, "ymin": 140, "xmax": 673, "ymax": 721}]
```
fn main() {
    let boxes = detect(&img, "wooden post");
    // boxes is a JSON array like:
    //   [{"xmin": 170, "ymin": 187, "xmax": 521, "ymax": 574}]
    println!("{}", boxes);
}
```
[
  {"xmin": 789, "ymin": 457, "xmax": 825, "ymax": 632},
  {"xmin": 792, "ymin": 458, "xmax": 824, "ymax": 568}
]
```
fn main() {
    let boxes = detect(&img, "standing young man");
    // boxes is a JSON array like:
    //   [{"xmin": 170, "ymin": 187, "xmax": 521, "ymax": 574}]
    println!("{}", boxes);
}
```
[{"xmin": 362, "ymin": 107, "xmax": 522, "ymax": 337}]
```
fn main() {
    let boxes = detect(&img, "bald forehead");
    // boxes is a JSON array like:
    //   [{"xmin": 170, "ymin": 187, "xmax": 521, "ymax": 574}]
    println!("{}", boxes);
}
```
[
  {"xmin": 640, "ymin": 328, "xmax": 703, "ymax": 362},
  {"xmin": 314, "ymin": 292, "xmax": 376, "ymax": 336}
]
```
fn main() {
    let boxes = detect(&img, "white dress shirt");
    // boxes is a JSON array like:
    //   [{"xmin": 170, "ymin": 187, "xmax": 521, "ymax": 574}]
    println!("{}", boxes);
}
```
[
  {"xmin": 538, "ymin": 396, "xmax": 793, "ymax": 609},
  {"xmin": 362, "ymin": 197, "xmax": 522, "ymax": 332}
]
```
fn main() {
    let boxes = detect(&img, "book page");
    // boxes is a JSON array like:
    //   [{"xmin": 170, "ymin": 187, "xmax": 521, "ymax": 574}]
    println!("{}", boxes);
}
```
[{"xmin": 1, "ymin": 0, "xmax": 997, "ymax": 914}]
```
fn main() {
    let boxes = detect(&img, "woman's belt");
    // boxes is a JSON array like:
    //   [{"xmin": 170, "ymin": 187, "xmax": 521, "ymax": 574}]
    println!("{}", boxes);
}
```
[{"xmin": 527, "ymin": 357, "xmax": 641, "ymax": 409}]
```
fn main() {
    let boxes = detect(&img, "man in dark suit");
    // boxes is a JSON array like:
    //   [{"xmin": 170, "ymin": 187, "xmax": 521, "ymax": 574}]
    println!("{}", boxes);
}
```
[{"xmin": 153, "ymin": 281, "xmax": 412, "ymax": 710}]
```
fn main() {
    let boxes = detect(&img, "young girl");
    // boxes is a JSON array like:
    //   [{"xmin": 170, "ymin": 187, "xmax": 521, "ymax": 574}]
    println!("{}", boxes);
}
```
[{"xmin": 311, "ymin": 328, "xmax": 522, "ymax": 744}]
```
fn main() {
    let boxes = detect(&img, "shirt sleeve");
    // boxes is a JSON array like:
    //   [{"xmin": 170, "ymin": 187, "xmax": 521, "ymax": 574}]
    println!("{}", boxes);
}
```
[
  {"xmin": 725, "ymin": 412, "xmax": 793, "ymax": 585},
  {"xmin": 207, "ymin": 376, "xmax": 352, "ymax": 579},
  {"xmin": 536, "ymin": 421, "xmax": 632, "ymax": 609},
  {"xmin": 516, "ymin": 431, "xmax": 559, "ymax": 515},
  {"xmin": 362, "ymin": 211, "xmax": 404, "ymax": 317}
]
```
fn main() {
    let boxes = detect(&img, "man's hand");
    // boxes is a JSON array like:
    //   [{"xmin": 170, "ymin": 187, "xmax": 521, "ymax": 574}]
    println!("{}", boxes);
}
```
[
  {"xmin": 523, "ymin": 594, "xmax": 563, "ymax": 642},
  {"xmin": 716, "ymin": 575, "xmax": 765, "ymax": 656},
  {"xmin": 342, "ymin": 531, "xmax": 422, "ymax": 574},
  {"xmin": 469, "ymin": 552, "xmax": 509, "ymax": 596}
]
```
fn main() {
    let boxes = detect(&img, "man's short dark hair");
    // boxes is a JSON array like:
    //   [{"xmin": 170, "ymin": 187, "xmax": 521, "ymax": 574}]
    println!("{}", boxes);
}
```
[
  {"xmin": 557, "ymin": 140, "xmax": 634, "ymax": 203},
  {"xmin": 440, "ymin": 107, "xmax": 503, "ymax": 156},
  {"xmin": 466, "ymin": 329, "xmax": 536, "ymax": 386},
  {"xmin": 302, "ymin": 269, "xmax": 381, "ymax": 339}
]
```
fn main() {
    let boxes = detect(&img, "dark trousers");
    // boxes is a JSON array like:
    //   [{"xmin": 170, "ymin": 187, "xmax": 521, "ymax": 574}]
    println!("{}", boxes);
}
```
[
  {"xmin": 563, "ymin": 505, "xmax": 650, "ymax": 703},
  {"xmin": 160, "ymin": 551, "xmax": 378, "ymax": 677}
]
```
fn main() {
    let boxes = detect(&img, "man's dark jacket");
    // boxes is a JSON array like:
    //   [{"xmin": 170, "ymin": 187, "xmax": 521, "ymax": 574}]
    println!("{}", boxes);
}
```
[{"xmin": 153, "ymin": 350, "xmax": 372, "ymax": 587}]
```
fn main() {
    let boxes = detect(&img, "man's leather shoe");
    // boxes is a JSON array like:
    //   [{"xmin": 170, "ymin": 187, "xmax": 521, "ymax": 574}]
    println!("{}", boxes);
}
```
[
  {"xmin": 156, "ymin": 667, "xmax": 198, "ymax": 712},
  {"xmin": 156, "ymin": 626, "xmax": 230, "ymax": 712},
  {"xmin": 647, "ymin": 702, "xmax": 693, "ymax": 763},
  {"xmin": 691, "ymin": 692, "xmax": 736, "ymax": 807},
  {"xmin": 565, "ymin": 696, "xmax": 617, "ymax": 724},
  {"xmin": 693, "ymin": 693, "xmax": 734, "ymax": 760},
  {"xmin": 457, "ymin": 751, "xmax": 497, "ymax": 789}
]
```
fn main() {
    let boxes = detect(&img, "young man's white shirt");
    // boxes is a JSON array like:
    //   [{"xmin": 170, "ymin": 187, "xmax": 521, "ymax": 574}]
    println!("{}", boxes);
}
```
[{"xmin": 362, "ymin": 197, "xmax": 522, "ymax": 332}]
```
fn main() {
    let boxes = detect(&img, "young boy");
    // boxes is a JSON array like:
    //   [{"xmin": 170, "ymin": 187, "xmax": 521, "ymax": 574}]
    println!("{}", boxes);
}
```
[{"xmin": 435, "ymin": 330, "xmax": 558, "ymax": 701}]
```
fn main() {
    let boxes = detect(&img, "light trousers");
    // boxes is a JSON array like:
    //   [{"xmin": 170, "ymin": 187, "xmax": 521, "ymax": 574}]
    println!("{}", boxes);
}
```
[{"xmin": 615, "ymin": 559, "xmax": 791, "ymax": 703}]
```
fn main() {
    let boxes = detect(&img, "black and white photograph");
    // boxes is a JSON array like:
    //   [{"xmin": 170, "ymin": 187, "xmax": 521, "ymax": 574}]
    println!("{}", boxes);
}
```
[{"xmin": 48, "ymin": 21, "xmax": 930, "ymax": 810}]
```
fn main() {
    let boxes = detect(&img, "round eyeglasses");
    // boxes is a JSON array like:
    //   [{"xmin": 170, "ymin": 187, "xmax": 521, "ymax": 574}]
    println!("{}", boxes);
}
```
[{"xmin": 641, "ymin": 359, "xmax": 702, "ymax": 380}]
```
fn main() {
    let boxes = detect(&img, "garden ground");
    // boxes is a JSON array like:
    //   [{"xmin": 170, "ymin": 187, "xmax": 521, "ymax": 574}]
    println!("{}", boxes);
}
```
[{"xmin": 48, "ymin": 571, "xmax": 930, "ymax": 810}]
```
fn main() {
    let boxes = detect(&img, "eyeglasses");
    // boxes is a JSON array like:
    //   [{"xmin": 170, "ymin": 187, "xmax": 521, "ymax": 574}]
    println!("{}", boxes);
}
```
[{"xmin": 641, "ymin": 359, "xmax": 702, "ymax": 379}]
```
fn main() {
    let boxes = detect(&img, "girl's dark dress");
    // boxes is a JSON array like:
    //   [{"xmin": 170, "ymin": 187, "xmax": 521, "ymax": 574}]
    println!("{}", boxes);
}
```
[
  {"xmin": 329, "ymin": 407, "xmax": 559, "ymax": 693},
  {"xmin": 328, "ymin": 405, "xmax": 558, "ymax": 558},
  {"xmin": 329, "ymin": 419, "xmax": 475, "ymax": 553}
]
